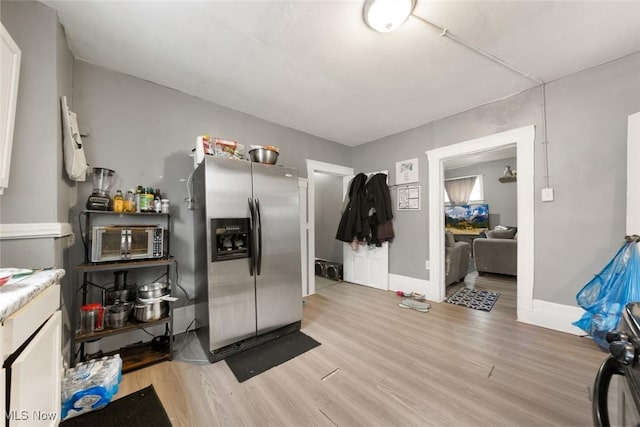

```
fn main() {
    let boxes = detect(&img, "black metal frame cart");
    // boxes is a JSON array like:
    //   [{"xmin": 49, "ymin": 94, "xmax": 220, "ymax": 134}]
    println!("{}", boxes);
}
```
[{"xmin": 70, "ymin": 210, "xmax": 175, "ymax": 373}]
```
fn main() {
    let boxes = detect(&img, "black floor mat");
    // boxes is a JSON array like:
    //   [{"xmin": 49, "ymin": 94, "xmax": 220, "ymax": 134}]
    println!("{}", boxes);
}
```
[
  {"xmin": 60, "ymin": 384, "xmax": 171, "ymax": 427},
  {"xmin": 445, "ymin": 287, "xmax": 500, "ymax": 312},
  {"xmin": 225, "ymin": 331, "xmax": 321, "ymax": 382}
]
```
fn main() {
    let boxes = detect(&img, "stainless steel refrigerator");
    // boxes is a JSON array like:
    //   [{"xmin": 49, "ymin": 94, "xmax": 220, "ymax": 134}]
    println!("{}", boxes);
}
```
[{"xmin": 193, "ymin": 156, "xmax": 302, "ymax": 362}]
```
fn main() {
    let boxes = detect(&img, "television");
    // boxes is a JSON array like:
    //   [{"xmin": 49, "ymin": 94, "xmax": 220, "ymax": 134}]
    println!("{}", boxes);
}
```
[{"xmin": 445, "ymin": 204, "xmax": 489, "ymax": 233}]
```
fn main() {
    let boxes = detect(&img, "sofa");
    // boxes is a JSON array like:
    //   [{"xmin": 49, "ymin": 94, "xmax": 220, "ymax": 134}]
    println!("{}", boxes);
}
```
[
  {"xmin": 445, "ymin": 231, "xmax": 471, "ymax": 285},
  {"xmin": 473, "ymin": 228, "xmax": 517, "ymax": 276}
]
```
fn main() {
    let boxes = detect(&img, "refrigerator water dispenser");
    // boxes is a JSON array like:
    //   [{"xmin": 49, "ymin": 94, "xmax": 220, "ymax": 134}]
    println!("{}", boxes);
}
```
[{"xmin": 211, "ymin": 218, "xmax": 250, "ymax": 262}]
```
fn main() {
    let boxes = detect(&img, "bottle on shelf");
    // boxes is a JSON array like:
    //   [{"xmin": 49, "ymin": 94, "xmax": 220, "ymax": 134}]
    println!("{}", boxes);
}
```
[
  {"xmin": 143, "ymin": 187, "xmax": 154, "ymax": 212},
  {"xmin": 124, "ymin": 189, "xmax": 136, "ymax": 213},
  {"xmin": 112, "ymin": 190, "xmax": 124, "ymax": 213},
  {"xmin": 135, "ymin": 186, "xmax": 143, "ymax": 213},
  {"xmin": 154, "ymin": 188, "xmax": 162, "ymax": 213},
  {"xmin": 139, "ymin": 187, "xmax": 151, "ymax": 212}
]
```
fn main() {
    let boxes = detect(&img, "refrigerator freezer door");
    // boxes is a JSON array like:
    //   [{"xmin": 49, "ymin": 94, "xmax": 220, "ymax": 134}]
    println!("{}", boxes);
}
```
[
  {"xmin": 251, "ymin": 163, "xmax": 303, "ymax": 335},
  {"xmin": 204, "ymin": 157, "xmax": 257, "ymax": 350}
]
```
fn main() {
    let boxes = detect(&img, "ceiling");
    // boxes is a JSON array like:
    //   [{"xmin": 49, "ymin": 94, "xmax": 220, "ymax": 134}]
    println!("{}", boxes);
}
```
[{"xmin": 42, "ymin": 1, "xmax": 640, "ymax": 147}]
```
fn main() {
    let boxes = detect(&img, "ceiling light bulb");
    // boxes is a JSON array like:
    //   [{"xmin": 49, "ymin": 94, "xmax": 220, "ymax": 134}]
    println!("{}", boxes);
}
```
[{"xmin": 364, "ymin": 0, "xmax": 415, "ymax": 33}]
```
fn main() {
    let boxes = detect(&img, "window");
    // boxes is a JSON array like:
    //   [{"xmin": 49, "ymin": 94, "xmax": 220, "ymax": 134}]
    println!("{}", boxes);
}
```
[{"xmin": 444, "ymin": 175, "xmax": 484, "ymax": 204}]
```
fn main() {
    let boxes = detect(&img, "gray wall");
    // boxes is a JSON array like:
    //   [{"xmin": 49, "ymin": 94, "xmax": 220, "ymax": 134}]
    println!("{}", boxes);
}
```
[
  {"xmin": 314, "ymin": 172, "xmax": 343, "ymax": 263},
  {"xmin": 353, "ymin": 52, "xmax": 640, "ymax": 305},
  {"xmin": 2, "ymin": 0, "xmax": 639, "ymax": 332},
  {"xmin": 70, "ymin": 60, "xmax": 353, "ymax": 304},
  {"xmin": 445, "ymin": 157, "xmax": 518, "ymax": 229},
  {"xmin": 0, "ymin": 0, "xmax": 74, "ymax": 352},
  {"xmin": 0, "ymin": 1, "xmax": 69, "ymax": 225}
]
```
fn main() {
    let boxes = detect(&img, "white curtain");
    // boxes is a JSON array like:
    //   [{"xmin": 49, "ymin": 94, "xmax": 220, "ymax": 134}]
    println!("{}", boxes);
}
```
[{"xmin": 444, "ymin": 176, "xmax": 477, "ymax": 205}]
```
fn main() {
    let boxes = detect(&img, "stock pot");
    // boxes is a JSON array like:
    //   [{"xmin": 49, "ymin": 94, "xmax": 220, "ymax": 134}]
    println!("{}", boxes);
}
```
[{"xmin": 133, "ymin": 298, "xmax": 169, "ymax": 322}]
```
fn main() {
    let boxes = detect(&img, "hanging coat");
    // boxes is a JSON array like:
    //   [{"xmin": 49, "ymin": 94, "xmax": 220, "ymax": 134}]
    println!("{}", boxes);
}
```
[
  {"xmin": 335, "ymin": 173, "xmax": 369, "ymax": 243},
  {"xmin": 365, "ymin": 173, "xmax": 394, "ymax": 246}
]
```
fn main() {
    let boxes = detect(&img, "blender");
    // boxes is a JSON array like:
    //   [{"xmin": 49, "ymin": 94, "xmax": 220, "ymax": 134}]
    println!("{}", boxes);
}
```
[{"xmin": 86, "ymin": 167, "xmax": 115, "ymax": 210}]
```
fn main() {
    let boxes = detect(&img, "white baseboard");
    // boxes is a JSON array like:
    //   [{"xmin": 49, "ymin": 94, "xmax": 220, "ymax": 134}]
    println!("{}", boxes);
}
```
[
  {"xmin": 388, "ymin": 274, "xmax": 436, "ymax": 301},
  {"xmin": 517, "ymin": 299, "xmax": 585, "ymax": 336}
]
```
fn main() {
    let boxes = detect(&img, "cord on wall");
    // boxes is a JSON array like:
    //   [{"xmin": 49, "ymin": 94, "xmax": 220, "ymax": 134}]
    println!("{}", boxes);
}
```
[{"xmin": 410, "ymin": 12, "xmax": 552, "ymax": 190}]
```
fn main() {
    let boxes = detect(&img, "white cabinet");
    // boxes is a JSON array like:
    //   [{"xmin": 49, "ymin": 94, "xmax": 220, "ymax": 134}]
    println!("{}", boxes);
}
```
[
  {"xmin": 7, "ymin": 311, "xmax": 61, "ymax": 427},
  {"xmin": 2, "ymin": 281, "xmax": 62, "ymax": 426}
]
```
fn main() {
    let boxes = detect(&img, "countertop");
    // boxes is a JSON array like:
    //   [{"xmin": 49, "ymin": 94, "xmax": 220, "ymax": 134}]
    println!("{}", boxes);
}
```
[{"xmin": 0, "ymin": 269, "xmax": 65, "ymax": 323}]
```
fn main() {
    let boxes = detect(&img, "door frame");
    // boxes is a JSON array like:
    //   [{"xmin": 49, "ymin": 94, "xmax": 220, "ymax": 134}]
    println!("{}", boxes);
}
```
[
  {"xmin": 627, "ymin": 111, "xmax": 640, "ymax": 234},
  {"xmin": 426, "ymin": 125, "xmax": 535, "ymax": 317},
  {"xmin": 306, "ymin": 160, "xmax": 354, "ymax": 296}
]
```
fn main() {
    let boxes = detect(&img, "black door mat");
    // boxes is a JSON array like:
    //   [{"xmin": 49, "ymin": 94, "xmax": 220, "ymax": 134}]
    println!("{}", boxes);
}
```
[
  {"xmin": 445, "ymin": 287, "xmax": 500, "ymax": 312},
  {"xmin": 60, "ymin": 384, "xmax": 172, "ymax": 427},
  {"xmin": 225, "ymin": 331, "xmax": 321, "ymax": 382}
]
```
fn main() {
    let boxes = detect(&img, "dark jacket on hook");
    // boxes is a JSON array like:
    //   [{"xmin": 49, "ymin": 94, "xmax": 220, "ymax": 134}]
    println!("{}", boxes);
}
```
[
  {"xmin": 335, "ymin": 173, "xmax": 369, "ymax": 243},
  {"xmin": 366, "ymin": 173, "xmax": 394, "ymax": 246}
]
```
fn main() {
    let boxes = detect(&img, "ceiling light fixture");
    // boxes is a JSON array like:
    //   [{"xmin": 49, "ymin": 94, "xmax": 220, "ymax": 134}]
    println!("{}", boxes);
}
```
[{"xmin": 363, "ymin": 0, "xmax": 415, "ymax": 33}]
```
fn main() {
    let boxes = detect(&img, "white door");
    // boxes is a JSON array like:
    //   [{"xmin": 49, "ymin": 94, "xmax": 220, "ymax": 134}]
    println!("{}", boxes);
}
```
[{"xmin": 342, "ymin": 172, "xmax": 389, "ymax": 291}]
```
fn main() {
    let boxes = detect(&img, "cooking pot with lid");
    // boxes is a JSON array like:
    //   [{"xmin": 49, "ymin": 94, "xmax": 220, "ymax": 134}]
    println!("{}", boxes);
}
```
[
  {"xmin": 105, "ymin": 302, "xmax": 133, "ymax": 328},
  {"xmin": 133, "ymin": 297, "xmax": 169, "ymax": 322}
]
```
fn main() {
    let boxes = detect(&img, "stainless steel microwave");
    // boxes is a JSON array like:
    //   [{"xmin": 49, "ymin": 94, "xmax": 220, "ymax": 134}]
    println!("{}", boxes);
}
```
[{"xmin": 91, "ymin": 225, "xmax": 164, "ymax": 262}]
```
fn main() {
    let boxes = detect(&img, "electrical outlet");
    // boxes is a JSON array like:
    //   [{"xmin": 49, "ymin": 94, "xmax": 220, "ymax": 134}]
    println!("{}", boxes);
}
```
[
  {"xmin": 541, "ymin": 188, "xmax": 554, "ymax": 202},
  {"xmin": 425, "ymin": 260, "xmax": 430, "ymax": 270}
]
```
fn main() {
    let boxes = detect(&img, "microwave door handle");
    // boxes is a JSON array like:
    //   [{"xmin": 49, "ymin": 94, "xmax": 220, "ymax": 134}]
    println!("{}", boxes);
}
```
[
  {"xmin": 125, "ymin": 230, "xmax": 132, "ymax": 259},
  {"xmin": 593, "ymin": 355, "xmax": 624, "ymax": 427},
  {"xmin": 93, "ymin": 229, "xmax": 105, "ymax": 262},
  {"xmin": 248, "ymin": 198, "xmax": 255, "ymax": 276},
  {"xmin": 255, "ymin": 198, "xmax": 262, "ymax": 276}
]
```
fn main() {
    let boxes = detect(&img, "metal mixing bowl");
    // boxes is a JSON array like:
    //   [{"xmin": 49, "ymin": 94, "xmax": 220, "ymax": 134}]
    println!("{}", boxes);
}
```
[
  {"xmin": 137, "ymin": 282, "xmax": 169, "ymax": 300},
  {"xmin": 249, "ymin": 148, "xmax": 278, "ymax": 165}
]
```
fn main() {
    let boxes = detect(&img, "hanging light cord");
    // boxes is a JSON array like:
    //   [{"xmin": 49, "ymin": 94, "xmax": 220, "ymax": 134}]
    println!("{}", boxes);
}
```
[{"xmin": 410, "ymin": 13, "xmax": 551, "ymax": 188}]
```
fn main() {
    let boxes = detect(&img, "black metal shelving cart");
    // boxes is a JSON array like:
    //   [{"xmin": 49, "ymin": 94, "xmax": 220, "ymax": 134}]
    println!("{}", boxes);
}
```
[{"xmin": 71, "ymin": 210, "xmax": 175, "ymax": 373}]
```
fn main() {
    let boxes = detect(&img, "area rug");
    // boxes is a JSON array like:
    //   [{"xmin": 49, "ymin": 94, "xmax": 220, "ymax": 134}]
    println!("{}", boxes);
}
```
[
  {"xmin": 225, "ymin": 331, "xmax": 321, "ymax": 383},
  {"xmin": 60, "ymin": 384, "xmax": 171, "ymax": 427},
  {"xmin": 445, "ymin": 287, "xmax": 500, "ymax": 312}
]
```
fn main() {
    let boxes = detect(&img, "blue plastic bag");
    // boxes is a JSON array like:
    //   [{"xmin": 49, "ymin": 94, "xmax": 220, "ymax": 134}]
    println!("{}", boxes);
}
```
[{"xmin": 573, "ymin": 239, "xmax": 640, "ymax": 350}]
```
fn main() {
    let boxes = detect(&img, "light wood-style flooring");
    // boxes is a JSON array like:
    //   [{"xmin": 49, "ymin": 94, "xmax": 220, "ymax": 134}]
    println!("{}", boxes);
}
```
[{"xmin": 114, "ymin": 272, "xmax": 608, "ymax": 426}]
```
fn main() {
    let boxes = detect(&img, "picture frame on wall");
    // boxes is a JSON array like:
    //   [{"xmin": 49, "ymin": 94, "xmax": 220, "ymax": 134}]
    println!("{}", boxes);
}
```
[
  {"xmin": 397, "ymin": 185, "xmax": 420, "ymax": 211},
  {"xmin": 395, "ymin": 158, "xmax": 418, "ymax": 185}
]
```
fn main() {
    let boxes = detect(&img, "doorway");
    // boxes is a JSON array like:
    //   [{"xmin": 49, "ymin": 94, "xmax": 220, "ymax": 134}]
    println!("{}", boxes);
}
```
[
  {"xmin": 314, "ymin": 172, "xmax": 345, "ymax": 291},
  {"xmin": 306, "ymin": 160, "xmax": 354, "ymax": 296},
  {"xmin": 426, "ymin": 125, "xmax": 535, "ymax": 320}
]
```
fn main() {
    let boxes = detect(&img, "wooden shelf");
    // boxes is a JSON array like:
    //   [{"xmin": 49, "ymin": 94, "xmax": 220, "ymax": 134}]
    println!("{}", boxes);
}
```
[
  {"xmin": 72, "ymin": 210, "xmax": 174, "ymax": 372},
  {"xmin": 75, "ymin": 316, "xmax": 171, "ymax": 343},
  {"xmin": 83, "ymin": 210, "xmax": 169, "ymax": 217},
  {"xmin": 104, "ymin": 341, "xmax": 171, "ymax": 373},
  {"xmin": 498, "ymin": 176, "xmax": 517, "ymax": 183},
  {"xmin": 75, "ymin": 256, "xmax": 174, "ymax": 272}
]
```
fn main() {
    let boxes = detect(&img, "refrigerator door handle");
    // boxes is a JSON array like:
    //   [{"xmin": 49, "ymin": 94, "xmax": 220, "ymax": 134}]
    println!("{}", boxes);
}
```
[
  {"xmin": 255, "ymin": 198, "xmax": 262, "ymax": 275},
  {"xmin": 248, "ymin": 198, "xmax": 255, "ymax": 276}
]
